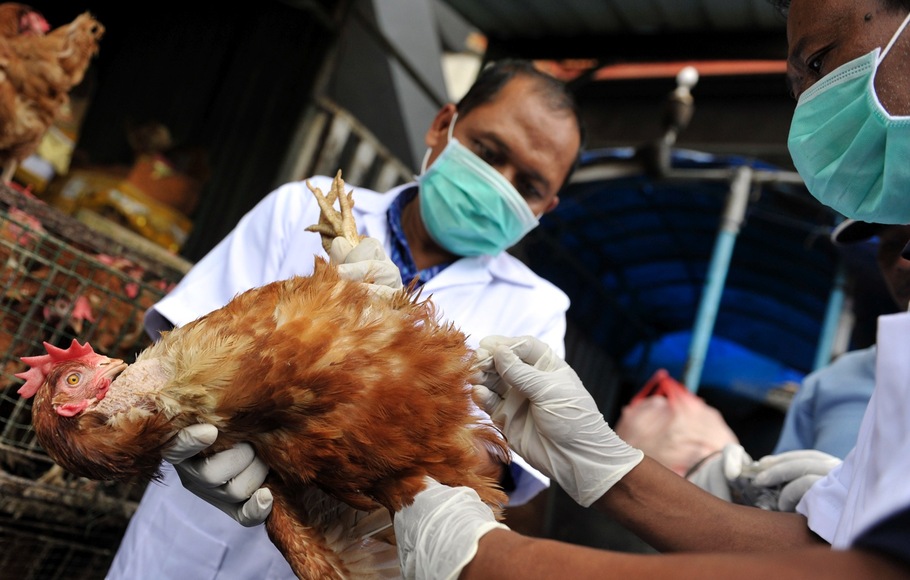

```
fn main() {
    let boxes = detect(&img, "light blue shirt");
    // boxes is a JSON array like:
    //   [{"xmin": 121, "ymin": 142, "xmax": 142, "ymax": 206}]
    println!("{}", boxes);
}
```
[{"xmin": 774, "ymin": 346, "xmax": 876, "ymax": 459}]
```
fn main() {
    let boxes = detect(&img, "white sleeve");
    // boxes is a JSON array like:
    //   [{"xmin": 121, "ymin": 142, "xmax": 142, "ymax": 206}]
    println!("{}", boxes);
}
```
[
  {"xmin": 146, "ymin": 183, "xmax": 319, "ymax": 331},
  {"xmin": 799, "ymin": 313, "xmax": 910, "ymax": 548},
  {"xmin": 796, "ymin": 459, "xmax": 849, "ymax": 543}
]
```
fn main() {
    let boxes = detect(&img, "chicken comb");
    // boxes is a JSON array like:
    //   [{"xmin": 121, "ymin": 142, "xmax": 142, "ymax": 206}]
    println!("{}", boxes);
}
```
[{"xmin": 15, "ymin": 339, "xmax": 97, "ymax": 398}]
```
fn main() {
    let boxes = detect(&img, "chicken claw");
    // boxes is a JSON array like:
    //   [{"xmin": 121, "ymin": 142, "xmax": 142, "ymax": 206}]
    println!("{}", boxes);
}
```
[{"xmin": 306, "ymin": 170, "xmax": 363, "ymax": 253}]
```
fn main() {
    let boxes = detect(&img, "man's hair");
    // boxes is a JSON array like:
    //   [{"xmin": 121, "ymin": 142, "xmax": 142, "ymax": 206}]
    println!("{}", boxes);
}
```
[
  {"xmin": 456, "ymin": 59, "xmax": 586, "ymax": 188},
  {"xmin": 769, "ymin": 0, "xmax": 910, "ymax": 15}
]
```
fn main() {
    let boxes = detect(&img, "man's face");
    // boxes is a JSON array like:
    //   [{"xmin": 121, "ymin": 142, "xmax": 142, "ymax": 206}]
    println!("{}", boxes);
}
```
[
  {"xmin": 876, "ymin": 225, "xmax": 910, "ymax": 309},
  {"xmin": 425, "ymin": 75, "xmax": 581, "ymax": 217},
  {"xmin": 786, "ymin": 0, "xmax": 910, "ymax": 114}
]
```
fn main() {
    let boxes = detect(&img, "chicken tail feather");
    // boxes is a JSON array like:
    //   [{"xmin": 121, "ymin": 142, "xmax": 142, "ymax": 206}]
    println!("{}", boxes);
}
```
[{"xmin": 267, "ymin": 485, "xmax": 402, "ymax": 579}]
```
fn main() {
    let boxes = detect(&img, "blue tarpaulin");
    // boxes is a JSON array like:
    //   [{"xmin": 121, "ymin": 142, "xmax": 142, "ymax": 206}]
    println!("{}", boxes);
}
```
[{"xmin": 520, "ymin": 147, "xmax": 842, "ymax": 404}]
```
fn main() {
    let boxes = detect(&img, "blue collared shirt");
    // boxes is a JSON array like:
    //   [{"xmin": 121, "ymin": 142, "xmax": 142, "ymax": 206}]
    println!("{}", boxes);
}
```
[{"xmin": 386, "ymin": 186, "xmax": 452, "ymax": 287}]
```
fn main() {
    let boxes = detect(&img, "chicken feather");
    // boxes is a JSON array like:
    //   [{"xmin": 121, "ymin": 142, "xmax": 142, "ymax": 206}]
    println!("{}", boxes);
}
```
[
  {"xmin": 0, "ymin": 10, "xmax": 103, "ymax": 182},
  {"xmin": 17, "ymin": 171, "xmax": 509, "ymax": 579}
]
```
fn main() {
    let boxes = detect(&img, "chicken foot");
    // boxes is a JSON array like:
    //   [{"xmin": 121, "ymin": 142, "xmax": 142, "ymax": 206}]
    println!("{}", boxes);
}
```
[{"xmin": 305, "ymin": 170, "xmax": 363, "ymax": 253}]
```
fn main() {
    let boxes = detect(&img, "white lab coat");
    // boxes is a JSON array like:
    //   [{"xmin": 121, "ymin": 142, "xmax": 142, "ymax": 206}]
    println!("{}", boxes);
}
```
[
  {"xmin": 108, "ymin": 176, "xmax": 569, "ymax": 580},
  {"xmin": 797, "ymin": 312, "xmax": 910, "ymax": 552}
]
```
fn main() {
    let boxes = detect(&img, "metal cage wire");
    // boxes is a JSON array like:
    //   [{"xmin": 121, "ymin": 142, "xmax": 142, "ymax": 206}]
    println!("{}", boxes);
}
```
[{"xmin": 0, "ymin": 186, "xmax": 187, "ymax": 580}]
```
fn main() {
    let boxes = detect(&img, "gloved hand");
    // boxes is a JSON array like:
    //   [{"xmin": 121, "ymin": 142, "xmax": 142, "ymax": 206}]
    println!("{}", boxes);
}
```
[
  {"xmin": 472, "ymin": 335, "xmax": 644, "ymax": 507},
  {"xmin": 748, "ymin": 449, "xmax": 841, "ymax": 512},
  {"xmin": 394, "ymin": 477, "xmax": 508, "ymax": 580},
  {"xmin": 163, "ymin": 423, "xmax": 273, "ymax": 527},
  {"xmin": 687, "ymin": 444, "xmax": 841, "ymax": 512},
  {"xmin": 685, "ymin": 444, "xmax": 752, "ymax": 503},
  {"xmin": 329, "ymin": 237, "xmax": 403, "ymax": 297}
]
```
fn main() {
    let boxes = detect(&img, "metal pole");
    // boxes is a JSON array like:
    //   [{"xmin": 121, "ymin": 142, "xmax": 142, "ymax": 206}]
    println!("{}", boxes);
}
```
[
  {"xmin": 813, "ymin": 260, "xmax": 848, "ymax": 370},
  {"xmin": 684, "ymin": 165, "xmax": 753, "ymax": 392}
]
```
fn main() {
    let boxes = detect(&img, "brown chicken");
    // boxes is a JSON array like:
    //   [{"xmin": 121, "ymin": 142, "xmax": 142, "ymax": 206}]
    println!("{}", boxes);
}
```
[
  {"xmin": 0, "ymin": 9, "xmax": 103, "ymax": 182},
  {"xmin": 0, "ymin": 3, "xmax": 49, "ymax": 38},
  {"xmin": 16, "ymin": 172, "xmax": 509, "ymax": 579}
]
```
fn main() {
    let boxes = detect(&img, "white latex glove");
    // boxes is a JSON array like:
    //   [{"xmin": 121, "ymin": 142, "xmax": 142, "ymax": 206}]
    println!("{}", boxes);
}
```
[
  {"xmin": 687, "ymin": 444, "xmax": 841, "ymax": 512},
  {"xmin": 472, "ymin": 335, "xmax": 644, "ymax": 507},
  {"xmin": 749, "ymin": 449, "xmax": 841, "ymax": 512},
  {"xmin": 686, "ymin": 444, "xmax": 753, "ymax": 503},
  {"xmin": 394, "ymin": 477, "xmax": 508, "ymax": 580},
  {"xmin": 329, "ymin": 237, "xmax": 403, "ymax": 297},
  {"xmin": 163, "ymin": 423, "xmax": 273, "ymax": 527}
]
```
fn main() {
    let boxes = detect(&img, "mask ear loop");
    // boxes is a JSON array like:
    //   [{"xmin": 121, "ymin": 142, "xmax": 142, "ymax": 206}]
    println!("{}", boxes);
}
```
[
  {"xmin": 878, "ymin": 11, "xmax": 910, "ymax": 63},
  {"xmin": 419, "ymin": 149, "xmax": 432, "ymax": 175},
  {"xmin": 419, "ymin": 111, "xmax": 460, "ymax": 175},
  {"xmin": 447, "ymin": 112, "xmax": 458, "ymax": 141}
]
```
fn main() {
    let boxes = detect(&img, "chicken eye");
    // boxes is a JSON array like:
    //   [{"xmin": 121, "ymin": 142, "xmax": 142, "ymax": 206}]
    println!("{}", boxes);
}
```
[{"xmin": 66, "ymin": 373, "xmax": 81, "ymax": 386}]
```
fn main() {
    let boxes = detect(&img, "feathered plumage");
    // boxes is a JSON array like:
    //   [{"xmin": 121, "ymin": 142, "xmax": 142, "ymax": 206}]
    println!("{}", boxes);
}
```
[
  {"xmin": 17, "ymin": 171, "xmax": 509, "ymax": 579},
  {"xmin": 0, "ymin": 9, "xmax": 103, "ymax": 182}
]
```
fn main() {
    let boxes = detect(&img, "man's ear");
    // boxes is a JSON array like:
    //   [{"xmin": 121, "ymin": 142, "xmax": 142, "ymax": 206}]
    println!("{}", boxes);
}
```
[
  {"xmin": 425, "ymin": 104, "xmax": 457, "ymax": 148},
  {"xmin": 543, "ymin": 196, "xmax": 560, "ymax": 215}
]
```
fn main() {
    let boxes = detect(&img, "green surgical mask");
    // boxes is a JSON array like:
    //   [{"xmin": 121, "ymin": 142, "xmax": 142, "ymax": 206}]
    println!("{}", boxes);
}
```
[
  {"xmin": 417, "ymin": 115, "xmax": 538, "ymax": 256},
  {"xmin": 787, "ymin": 11, "xmax": 910, "ymax": 224}
]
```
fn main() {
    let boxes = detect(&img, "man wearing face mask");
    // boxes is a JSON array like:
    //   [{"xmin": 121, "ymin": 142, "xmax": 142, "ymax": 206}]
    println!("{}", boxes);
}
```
[
  {"xmin": 105, "ymin": 59, "xmax": 583, "ymax": 580},
  {"xmin": 118, "ymin": 3, "xmax": 910, "ymax": 578},
  {"xmin": 346, "ymin": 1, "xmax": 910, "ymax": 578},
  {"xmin": 787, "ymin": 3, "xmax": 910, "ymax": 226}
]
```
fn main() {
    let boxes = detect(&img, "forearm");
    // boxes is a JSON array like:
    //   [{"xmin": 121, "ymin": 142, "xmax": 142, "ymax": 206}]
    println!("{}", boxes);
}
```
[
  {"xmin": 463, "ymin": 529, "xmax": 627, "ymax": 579},
  {"xmin": 463, "ymin": 529, "xmax": 908, "ymax": 580},
  {"xmin": 592, "ymin": 456, "xmax": 822, "ymax": 552}
]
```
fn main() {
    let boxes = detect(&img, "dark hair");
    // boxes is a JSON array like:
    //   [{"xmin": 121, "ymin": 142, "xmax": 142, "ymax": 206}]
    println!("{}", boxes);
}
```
[
  {"xmin": 769, "ymin": 0, "xmax": 910, "ymax": 15},
  {"xmin": 456, "ymin": 59, "xmax": 586, "ymax": 188}
]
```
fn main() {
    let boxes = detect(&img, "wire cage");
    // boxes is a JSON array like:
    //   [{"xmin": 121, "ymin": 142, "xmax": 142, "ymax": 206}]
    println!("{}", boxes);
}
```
[{"xmin": 0, "ymin": 184, "xmax": 187, "ymax": 578}]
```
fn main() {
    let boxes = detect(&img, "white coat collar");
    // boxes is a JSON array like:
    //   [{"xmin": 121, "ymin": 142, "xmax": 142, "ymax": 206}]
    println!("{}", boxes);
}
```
[
  {"xmin": 354, "ymin": 182, "xmax": 415, "ymax": 216},
  {"xmin": 425, "ymin": 252, "xmax": 540, "ymax": 291},
  {"xmin": 353, "ymin": 182, "xmax": 540, "ymax": 291},
  {"xmin": 352, "ymin": 182, "xmax": 415, "ymax": 244}
]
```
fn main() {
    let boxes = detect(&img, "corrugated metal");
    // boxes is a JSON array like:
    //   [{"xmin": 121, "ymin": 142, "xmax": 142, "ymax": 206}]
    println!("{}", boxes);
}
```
[
  {"xmin": 437, "ymin": 0, "xmax": 788, "ymax": 60},
  {"xmin": 441, "ymin": 0, "xmax": 784, "ymax": 39}
]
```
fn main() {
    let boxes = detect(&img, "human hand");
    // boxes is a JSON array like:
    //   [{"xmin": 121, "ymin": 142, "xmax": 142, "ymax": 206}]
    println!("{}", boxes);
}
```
[
  {"xmin": 329, "ymin": 237, "xmax": 403, "ymax": 297},
  {"xmin": 394, "ymin": 477, "xmax": 508, "ymax": 580},
  {"xmin": 472, "ymin": 335, "xmax": 644, "ymax": 507},
  {"xmin": 687, "ymin": 444, "xmax": 841, "ymax": 511},
  {"xmin": 164, "ymin": 423, "xmax": 273, "ymax": 526},
  {"xmin": 686, "ymin": 444, "xmax": 753, "ymax": 503},
  {"xmin": 747, "ymin": 449, "xmax": 841, "ymax": 512}
]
